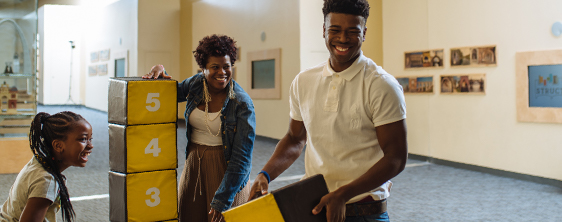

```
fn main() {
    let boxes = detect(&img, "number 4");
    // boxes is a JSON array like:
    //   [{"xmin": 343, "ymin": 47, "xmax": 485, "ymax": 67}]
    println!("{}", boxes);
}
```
[
  {"xmin": 146, "ymin": 93, "xmax": 160, "ymax": 112},
  {"xmin": 145, "ymin": 138, "xmax": 161, "ymax": 157}
]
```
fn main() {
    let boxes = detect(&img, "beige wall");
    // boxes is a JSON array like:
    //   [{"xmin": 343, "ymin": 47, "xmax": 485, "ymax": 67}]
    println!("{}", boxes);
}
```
[
  {"xmin": 192, "ymin": 0, "xmax": 300, "ymax": 139},
  {"xmin": 138, "ymin": 0, "xmax": 180, "ymax": 76},
  {"xmin": 383, "ymin": 0, "xmax": 562, "ymax": 181},
  {"xmin": 362, "ymin": 0, "xmax": 382, "ymax": 65},
  {"xmin": 178, "ymin": 0, "xmax": 193, "ymax": 119}
]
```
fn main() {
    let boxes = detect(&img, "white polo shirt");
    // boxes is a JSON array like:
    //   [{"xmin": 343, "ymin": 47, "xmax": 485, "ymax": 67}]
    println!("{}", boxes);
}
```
[{"xmin": 289, "ymin": 51, "xmax": 406, "ymax": 203}]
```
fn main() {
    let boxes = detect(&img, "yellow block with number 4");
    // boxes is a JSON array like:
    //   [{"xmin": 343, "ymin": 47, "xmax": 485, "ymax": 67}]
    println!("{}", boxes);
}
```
[
  {"xmin": 108, "ymin": 123, "xmax": 177, "ymax": 173},
  {"xmin": 109, "ymin": 170, "xmax": 178, "ymax": 222},
  {"xmin": 108, "ymin": 78, "xmax": 177, "ymax": 126}
]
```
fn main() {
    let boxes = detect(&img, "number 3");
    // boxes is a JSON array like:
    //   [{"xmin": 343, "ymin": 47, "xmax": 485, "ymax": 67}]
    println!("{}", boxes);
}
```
[
  {"xmin": 146, "ymin": 93, "xmax": 160, "ymax": 112},
  {"xmin": 145, "ymin": 187, "xmax": 160, "ymax": 207}
]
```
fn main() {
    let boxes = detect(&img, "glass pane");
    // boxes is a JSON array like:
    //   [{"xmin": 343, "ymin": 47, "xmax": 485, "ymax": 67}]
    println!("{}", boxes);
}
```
[
  {"xmin": 252, "ymin": 59, "xmax": 275, "ymax": 89},
  {"xmin": 115, "ymin": 58, "xmax": 125, "ymax": 77},
  {"xmin": 528, "ymin": 64, "xmax": 562, "ymax": 108}
]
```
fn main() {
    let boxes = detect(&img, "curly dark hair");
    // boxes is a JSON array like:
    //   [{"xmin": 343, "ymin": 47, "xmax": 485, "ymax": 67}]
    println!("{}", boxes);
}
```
[
  {"xmin": 322, "ymin": 0, "xmax": 370, "ymax": 21},
  {"xmin": 193, "ymin": 34, "xmax": 237, "ymax": 70}
]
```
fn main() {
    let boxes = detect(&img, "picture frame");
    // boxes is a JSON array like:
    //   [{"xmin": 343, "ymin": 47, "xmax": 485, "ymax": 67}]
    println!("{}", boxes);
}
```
[
  {"xmin": 404, "ymin": 49, "xmax": 444, "ymax": 69},
  {"xmin": 88, "ymin": 65, "xmax": 97, "ymax": 76},
  {"xmin": 440, "ymin": 74, "xmax": 486, "ymax": 94},
  {"xmin": 515, "ymin": 49, "xmax": 562, "ymax": 123},
  {"xmin": 396, "ymin": 76, "xmax": 434, "ymax": 93},
  {"xmin": 246, "ymin": 48, "xmax": 281, "ymax": 99},
  {"xmin": 90, "ymin": 51, "xmax": 99, "ymax": 63},
  {"xmin": 450, "ymin": 45, "xmax": 496, "ymax": 67},
  {"xmin": 100, "ymin": 49, "xmax": 110, "ymax": 61},
  {"xmin": 97, "ymin": 64, "xmax": 108, "ymax": 75}
]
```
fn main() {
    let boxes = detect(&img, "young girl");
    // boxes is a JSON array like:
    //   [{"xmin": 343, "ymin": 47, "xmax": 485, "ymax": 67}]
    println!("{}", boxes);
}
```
[{"xmin": 0, "ymin": 111, "xmax": 93, "ymax": 222}]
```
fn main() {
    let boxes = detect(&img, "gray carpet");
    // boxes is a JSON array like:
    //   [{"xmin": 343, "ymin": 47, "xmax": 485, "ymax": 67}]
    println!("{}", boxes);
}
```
[{"xmin": 0, "ymin": 105, "xmax": 560, "ymax": 221}]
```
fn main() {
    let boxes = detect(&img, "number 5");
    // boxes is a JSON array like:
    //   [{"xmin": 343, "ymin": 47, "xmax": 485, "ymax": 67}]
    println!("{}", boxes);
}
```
[
  {"xmin": 146, "ymin": 93, "xmax": 160, "ymax": 112},
  {"xmin": 145, "ymin": 187, "xmax": 161, "ymax": 207}
]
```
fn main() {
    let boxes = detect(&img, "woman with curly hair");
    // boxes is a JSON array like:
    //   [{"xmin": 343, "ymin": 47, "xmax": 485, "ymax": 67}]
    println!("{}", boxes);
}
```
[{"xmin": 143, "ymin": 34, "xmax": 255, "ymax": 222}]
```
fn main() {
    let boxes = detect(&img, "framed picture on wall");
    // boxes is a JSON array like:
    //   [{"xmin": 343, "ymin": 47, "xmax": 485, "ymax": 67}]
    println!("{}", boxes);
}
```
[
  {"xmin": 404, "ymin": 49, "xmax": 444, "ymax": 69},
  {"xmin": 246, "ymin": 48, "xmax": 281, "ymax": 99},
  {"xmin": 450, "ymin": 45, "xmax": 496, "ymax": 67},
  {"xmin": 516, "ymin": 49, "xmax": 562, "ymax": 123},
  {"xmin": 97, "ymin": 64, "xmax": 108, "ymax": 75},
  {"xmin": 90, "ymin": 52, "xmax": 99, "ymax": 63},
  {"xmin": 88, "ymin": 65, "xmax": 97, "ymax": 76},
  {"xmin": 100, "ymin": 49, "xmax": 110, "ymax": 61},
  {"xmin": 440, "ymin": 74, "xmax": 486, "ymax": 94},
  {"xmin": 396, "ymin": 76, "xmax": 434, "ymax": 93}
]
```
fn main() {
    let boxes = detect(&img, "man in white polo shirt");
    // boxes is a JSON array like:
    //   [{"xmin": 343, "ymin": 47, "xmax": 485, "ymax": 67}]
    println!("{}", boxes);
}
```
[{"xmin": 249, "ymin": 0, "xmax": 407, "ymax": 221}]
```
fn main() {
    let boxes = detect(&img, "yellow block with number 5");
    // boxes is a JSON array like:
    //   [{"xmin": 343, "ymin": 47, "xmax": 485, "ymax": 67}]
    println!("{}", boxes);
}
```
[
  {"xmin": 108, "ymin": 123, "xmax": 177, "ymax": 173},
  {"xmin": 109, "ymin": 170, "xmax": 178, "ymax": 222},
  {"xmin": 108, "ymin": 78, "xmax": 177, "ymax": 126}
]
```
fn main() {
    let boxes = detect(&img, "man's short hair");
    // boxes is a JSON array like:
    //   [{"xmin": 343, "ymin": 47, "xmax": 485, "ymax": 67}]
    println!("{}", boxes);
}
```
[{"xmin": 322, "ymin": 0, "xmax": 370, "ymax": 21}]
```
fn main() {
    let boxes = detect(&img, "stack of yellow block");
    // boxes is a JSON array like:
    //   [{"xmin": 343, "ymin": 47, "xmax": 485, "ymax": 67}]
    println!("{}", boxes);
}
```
[{"xmin": 108, "ymin": 78, "xmax": 179, "ymax": 222}]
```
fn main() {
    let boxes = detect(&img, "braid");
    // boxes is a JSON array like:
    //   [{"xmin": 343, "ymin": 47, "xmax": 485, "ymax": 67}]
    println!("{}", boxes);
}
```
[{"xmin": 29, "ymin": 111, "xmax": 85, "ymax": 222}]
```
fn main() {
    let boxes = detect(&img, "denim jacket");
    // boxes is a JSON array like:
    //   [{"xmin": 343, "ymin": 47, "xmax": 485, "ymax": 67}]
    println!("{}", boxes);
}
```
[{"xmin": 177, "ymin": 73, "xmax": 256, "ymax": 212}]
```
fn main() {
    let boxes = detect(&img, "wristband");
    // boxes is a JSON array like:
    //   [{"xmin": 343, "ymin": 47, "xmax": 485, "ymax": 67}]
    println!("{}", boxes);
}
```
[{"xmin": 258, "ymin": 170, "xmax": 271, "ymax": 184}]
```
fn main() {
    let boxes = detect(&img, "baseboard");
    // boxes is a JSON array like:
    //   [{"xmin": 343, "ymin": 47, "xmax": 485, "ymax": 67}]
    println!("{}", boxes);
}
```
[
  {"xmin": 408, "ymin": 153, "xmax": 562, "ymax": 188},
  {"xmin": 38, "ymin": 104, "xmax": 108, "ymax": 114}
]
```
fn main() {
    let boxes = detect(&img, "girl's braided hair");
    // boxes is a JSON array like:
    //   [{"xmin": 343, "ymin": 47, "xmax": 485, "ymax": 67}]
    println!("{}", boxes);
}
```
[{"xmin": 29, "ymin": 111, "xmax": 86, "ymax": 222}]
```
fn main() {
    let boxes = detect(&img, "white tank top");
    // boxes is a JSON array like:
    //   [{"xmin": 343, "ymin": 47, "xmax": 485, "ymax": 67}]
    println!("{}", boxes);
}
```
[{"xmin": 189, "ymin": 108, "xmax": 223, "ymax": 146}]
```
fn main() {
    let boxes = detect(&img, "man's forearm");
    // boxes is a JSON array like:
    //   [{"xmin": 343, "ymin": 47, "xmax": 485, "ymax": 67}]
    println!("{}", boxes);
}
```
[{"xmin": 261, "ymin": 134, "xmax": 306, "ymax": 180}]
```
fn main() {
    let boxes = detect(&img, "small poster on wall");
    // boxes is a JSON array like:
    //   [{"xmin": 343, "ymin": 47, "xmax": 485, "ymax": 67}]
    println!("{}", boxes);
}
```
[
  {"xmin": 527, "ymin": 64, "xmax": 562, "ymax": 108},
  {"xmin": 450, "ymin": 45, "xmax": 496, "ymax": 67},
  {"xmin": 396, "ymin": 76, "xmax": 434, "ymax": 93},
  {"xmin": 100, "ymin": 49, "xmax": 110, "ymax": 61},
  {"xmin": 88, "ymin": 65, "xmax": 97, "ymax": 76},
  {"xmin": 440, "ymin": 74, "xmax": 486, "ymax": 94},
  {"xmin": 97, "ymin": 64, "xmax": 108, "ymax": 75},
  {"xmin": 405, "ymin": 49, "xmax": 444, "ymax": 69},
  {"xmin": 90, "ymin": 51, "xmax": 99, "ymax": 63}
]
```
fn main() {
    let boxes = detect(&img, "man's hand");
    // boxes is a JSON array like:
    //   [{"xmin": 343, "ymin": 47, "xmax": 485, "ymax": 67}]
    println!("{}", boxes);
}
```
[
  {"xmin": 142, "ymin": 64, "xmax": 172, "ymax": 79},
  {"xmin": 209, "ymin": 208, "xmax": 225, "ymax": 222},
  {"xmin": 247, "ymin": 173, "xmax": 269, "ymax": 201},
  {"xmin": 312, "ymin": 190, "xmax": 347, "ymax": 222}
]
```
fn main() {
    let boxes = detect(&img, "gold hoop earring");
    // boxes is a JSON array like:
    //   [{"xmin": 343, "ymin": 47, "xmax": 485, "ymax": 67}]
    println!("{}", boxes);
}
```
[{"xmin": 228, "ymin": 79, "xmax": 236, "ymax": 99}]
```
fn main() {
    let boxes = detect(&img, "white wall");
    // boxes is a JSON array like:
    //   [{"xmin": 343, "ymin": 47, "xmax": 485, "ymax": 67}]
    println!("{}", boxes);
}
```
[
  {"xmin": 39, "ymin": 5, "xmax": 84, "ymax": 105},
  {"xmin": 83, "ymin": 0, "xmax": 138, "ymax": 111},
  {"xmin": 192, "ymin": 0, "xmax": 300, "ymax": 139},
  {"xmin": 383, "ymin": 0, "xmax": 562, "ymax": 181}
]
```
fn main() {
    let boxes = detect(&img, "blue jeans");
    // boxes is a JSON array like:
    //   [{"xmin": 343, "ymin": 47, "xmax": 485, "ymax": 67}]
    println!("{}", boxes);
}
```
[{"xmin": 345, "ymin": 212, "xmax": 390, "ymax": 222}]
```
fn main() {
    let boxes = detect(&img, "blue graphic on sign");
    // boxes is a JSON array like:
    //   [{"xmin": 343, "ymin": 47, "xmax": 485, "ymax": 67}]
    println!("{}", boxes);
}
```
[{"xmin": 528, "ymin": 64, "xmax": 562, "ymax": 108}]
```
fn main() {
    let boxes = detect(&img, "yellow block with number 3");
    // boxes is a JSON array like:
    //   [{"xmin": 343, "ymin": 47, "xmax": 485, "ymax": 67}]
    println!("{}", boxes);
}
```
[
  {"xmin": 126, "ymin": 123, "xmax": 177, "ymax": 173},
  {"xmin": 127, "ymin": 169, "xmax": 178, "ymax": 221},
  {"xmin": 127, "ymin": 80, "xmax": 177, "ymax": 125},
  {"xmin": 223, "ymin": 193, "xmax": 285, "ymax": 222}
]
